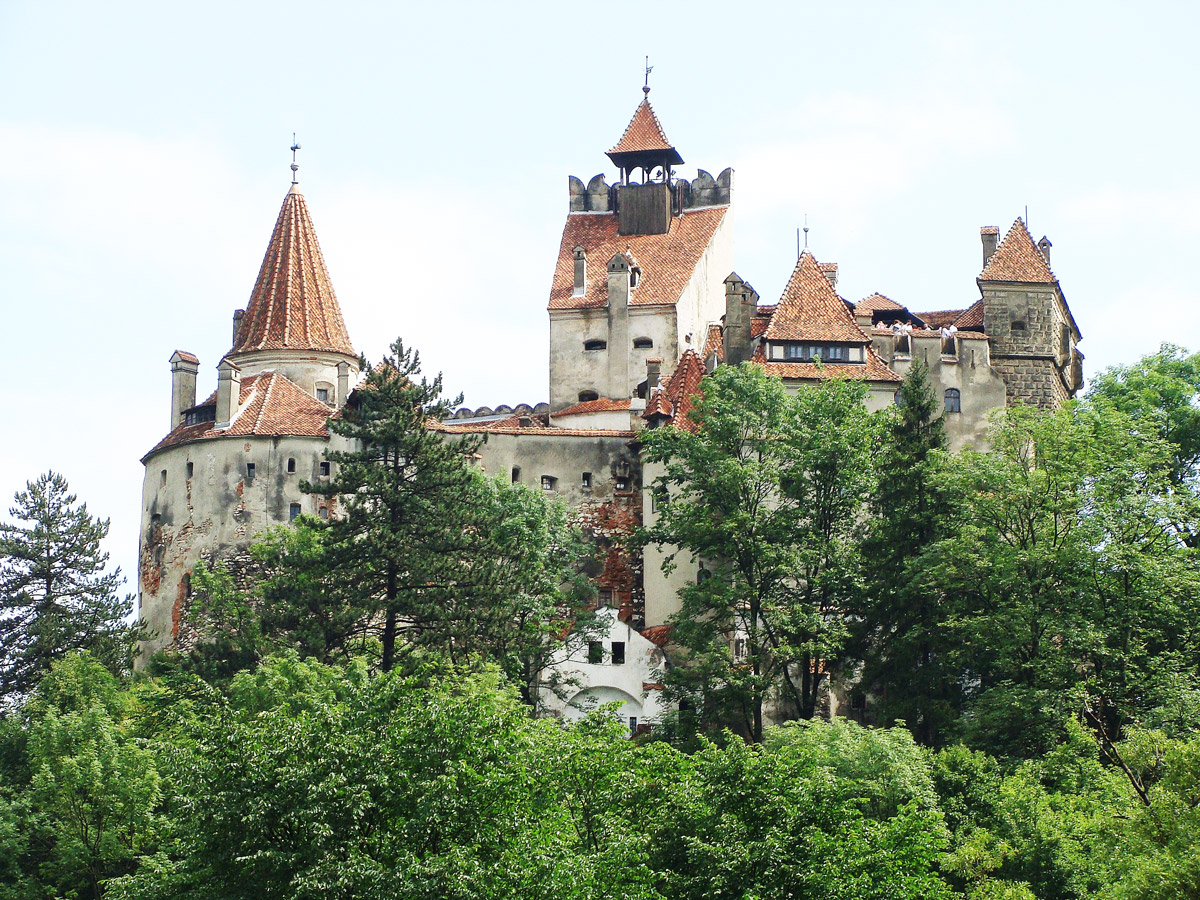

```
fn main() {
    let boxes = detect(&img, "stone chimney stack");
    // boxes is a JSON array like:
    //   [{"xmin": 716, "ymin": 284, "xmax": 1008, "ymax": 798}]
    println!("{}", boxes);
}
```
[
  {"xmin": 981, "ymin": 226, "xmax": 1000, "ymax": 269},
  {"xmin": 573, "ymin": 246, "xmax": 586, "ymax": 297},
  {"xmin": 337, "ymin": 360, "xmax": 351, "ymax": 407},
  {"xmin": 819, "ymin": 262, "xmax": 838, "ymax": 289},
  {"xmin": 232, "ymin": 308, "xmax": 245, "ymax": 346},
  {"xmin": 215, "ymin": 358, "xmax": 242, "ymax": 429},
  {"xmin": 169, "ymin": 350, "xmax": 199, "ymax": 430},
  {"xmin": 607, "ymin": 252, "xmax": 632, "ymax": 397},
  {"xmin": 646, "ymin": 357, "xmax": 662, "ymax": 393},
  {"xmin": 722, "ymin": 272, "xmax": 759, "ymax": 366},
  {"xmin": 1037, "ymin": 235, "xmax": 1052, "ymax": 267}
]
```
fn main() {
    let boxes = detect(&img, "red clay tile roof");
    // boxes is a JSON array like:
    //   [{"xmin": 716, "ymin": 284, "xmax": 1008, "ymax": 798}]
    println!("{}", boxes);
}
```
[
  {"xmin": 855, "ymin": 293, "xmax": 904, "ymax": 315},
  {"xmin": 433, "ymin": 421, "xmax": 637, "ymax": 438},
  {"xmin": 607, "ymin": 97, "xmax": 680, "ymax": 158},
  {"xmin": 751, "ymin": 345, "xmax": 902, "ymax": 383},
  {"xmin": 640, "ymin": 624, "xmax": 672, "ymax": 647},
  {"xmin": 979, "ymin": 218, "xmax": 1057, "ymax": 283},
  {"xmin": 172, "ymin": 349, "xmax": 200, "ymax": 364},
  {"xmin": 980, "ymin": 225, "xmax": 1000, "ymax": 235},
  {"xmin": 763, "ymin": 252, "xmax": 868, "ymax": 343},
  {"xmin": 548, "ymin": 206, "xmax": 728, "ymax": 310},
  {"xmin": 553, "ymin": 398, "xmax": 634, "ymax": 416},
  {"xmin": 231, "ymin": 186, "xmax": 357, "ymax": 357},
  {"xmin": 751, "ymin": 309, "xmax": 774, "ymax": 338},
  {"xmin": 703, "ymin": 323, "xmax": 724, "ymax": 360},
  {"xmin": 953, "ymin": 300, "xmax": 985, "ymax": 330},
  {"xmin": 913, "ymin": 309, "xmax": 966, "ymax": 328},
  {"xmin": 644, "ymin": 349, "xmax": 707, "ymax": 432},
  {"xmin": 144, "ymin": 371, "xmax": 334, "ymax": 459}
]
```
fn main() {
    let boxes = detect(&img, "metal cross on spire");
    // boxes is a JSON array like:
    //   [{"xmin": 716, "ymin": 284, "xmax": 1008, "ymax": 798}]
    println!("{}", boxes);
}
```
[
  {"xmin": 290, "ymin": 133, "xmax": 301, "ymax": 184},
  {"xmin": 643, "ymin": 55, "xmax": 653, "ymax": 95}
]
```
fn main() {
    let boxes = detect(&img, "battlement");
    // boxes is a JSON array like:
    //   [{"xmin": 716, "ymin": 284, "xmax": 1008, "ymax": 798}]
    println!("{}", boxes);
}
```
[{"xmin": 568, "ymin": 167, "xmax": 733, "ymax": 215}]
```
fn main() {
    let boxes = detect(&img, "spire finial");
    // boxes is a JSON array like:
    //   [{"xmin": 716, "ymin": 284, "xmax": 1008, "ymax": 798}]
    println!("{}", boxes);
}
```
[
  {"xmin": 290, "ymin": 133, "xmax": 301, "ymax": 185},
  {"xmin": 803, "ymin": 214, "xmax": 810, "ymax": 252},
  {"xmin": 643, "ymin": 55, "xmax": 653, "ymax": 95}
]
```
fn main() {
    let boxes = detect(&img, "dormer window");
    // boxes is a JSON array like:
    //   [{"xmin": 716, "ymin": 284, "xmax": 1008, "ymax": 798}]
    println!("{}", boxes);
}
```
[
  {"xmin": 770, "ymin": 342, "xmax": 863, "ymax": 363},
  {"xmin": 584, "ymin": 340, "xmax": 607, "ymax": 351},
  {"xmin": 633, "ymin": 337, "xmax": 653, "ymax": 349}
]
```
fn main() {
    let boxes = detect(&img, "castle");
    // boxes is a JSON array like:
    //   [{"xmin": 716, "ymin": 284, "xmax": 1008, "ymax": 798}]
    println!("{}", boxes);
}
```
[{"xmin": 138, "ymin": 86, "xmax": 1083, "ymax": 722}]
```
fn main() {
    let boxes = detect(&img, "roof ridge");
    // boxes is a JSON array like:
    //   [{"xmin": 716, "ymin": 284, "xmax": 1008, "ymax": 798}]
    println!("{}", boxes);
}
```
[
  {"xmin": 608, "ymin": 97, "xmax": 673, "ymax": 154},
  {"xmin": 979, "ymin": 217, "xmax": 1057, "ymax": 283}
]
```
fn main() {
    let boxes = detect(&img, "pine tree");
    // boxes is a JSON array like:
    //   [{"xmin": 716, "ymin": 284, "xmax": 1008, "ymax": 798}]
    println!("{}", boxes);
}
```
[
  {"xmin": 0, "ymin": 472, "xmax": 133, "ymax": 702},
  {"xmin": 856, "ymin": 357, "xmax": 957, "ymax": 745}
]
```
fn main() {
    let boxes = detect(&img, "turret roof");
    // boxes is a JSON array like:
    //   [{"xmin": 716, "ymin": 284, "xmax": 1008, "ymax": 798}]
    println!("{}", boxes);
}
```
[
  {"xmin": 979, "ymin": 218, "xmax": 1057, "ymax": 283},
  {"xmin": 231, "ymin": 185, "xmax": 356, "ymax": 357},
  {"xmin": 606, "ymin": 96, "xmax": 684, "ymax": 169}
]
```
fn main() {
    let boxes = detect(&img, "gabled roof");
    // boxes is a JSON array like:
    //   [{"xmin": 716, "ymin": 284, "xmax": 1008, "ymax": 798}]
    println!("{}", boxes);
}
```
[
  {"xmin": 643, "ymin": 349, "xmax": 707, "ymax": 432},
  {"xmin": 762, "ymin": 252, "xmax": 869, "ymax": 343},
  {"xmin": 144, "ymin": 371, "xmax": 334, "ymax": 459},
  {"xmin": 854, "ymin": 293, "xmax": 905, "ymax": 316},
  {"xmin": 548, "ymin": 206, "xmax": 728, "ymax": 310},
  {"xmin": 979, "ymin": 218, "xmax": 1057, "ymax": 283},
  {"xmin": 231, "ymin": 186, "xmax": 357, "ymax": 357},
  {"xmin": 606, "ymin": 96, "xmax": 684, "ymax": 168},
  {"xmin": 953, "ymin": 300, "xmax": 985, "ymax": 330}
]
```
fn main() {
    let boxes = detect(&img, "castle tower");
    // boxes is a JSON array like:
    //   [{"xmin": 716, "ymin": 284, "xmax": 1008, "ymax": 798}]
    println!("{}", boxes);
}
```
[
  {"xmin": 548, "ymin": 87, "xmax": 734, "ymax": 412},
  {"xmin": 977, "ymin": 218, "xmax": 1082, "ymax": 409},
  {"xmin": 136, "ymin": 181, "xmax": 359, "ymax": 661}
]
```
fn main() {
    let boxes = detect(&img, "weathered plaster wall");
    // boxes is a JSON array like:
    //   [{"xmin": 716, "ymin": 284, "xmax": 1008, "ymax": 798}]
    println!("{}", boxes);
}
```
[{"xmin": 137, "ymin": 432, "xmax": 350, "ymax": 661}]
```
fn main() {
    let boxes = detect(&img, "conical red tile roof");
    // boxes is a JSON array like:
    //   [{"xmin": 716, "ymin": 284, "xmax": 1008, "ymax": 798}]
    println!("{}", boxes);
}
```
[
  {"xmin": 231, "ymin": 186, "xmax": 356, "ymax": 356},
  {"xmin": 607, "ymin": 95, "xmax": 684, "ymax": 168}
]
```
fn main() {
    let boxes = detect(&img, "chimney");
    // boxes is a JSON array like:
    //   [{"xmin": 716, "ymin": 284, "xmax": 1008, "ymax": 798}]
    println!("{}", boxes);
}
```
[
  {"xmin": 169, "ymin": 350, "xmax": 199, "ymax": 429},
  {"xmin": 232, "ymin": 308, "xmax": 246, "ymax": 346},
  {"xmin": 981, "ymin": 226, "xmax": 999, "ymax": 268},
  {"xmin": 819, "ymin": 262, "xmax": 838, "ymax": 289},
  {"xmin": 1037, "ymin": 235, "xmax": 1052, "ymax": 267},
  {"xmin": 646, "ymin": 357, "xmax": 663, "ymax": 392},
  {"xmin": 607, "ymin": 252, "xmax": 632, "ymax": 397},
  {"xmin": 215, "ymin": 358, "xmax": 242, "ymax": 429},
  {"xmin": 573, "ymin": 246, "xmax": 586, "ymax": 297},
  {"xmin": 722, "ymin": 272, "xmax": 759, "ymax": 366},
  {"xmin": 337, "ymin": 360, "xmax": 351, "ymax": 407}
]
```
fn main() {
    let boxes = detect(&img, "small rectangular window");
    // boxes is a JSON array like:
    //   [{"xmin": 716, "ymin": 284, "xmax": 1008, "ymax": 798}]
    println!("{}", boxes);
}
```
[
  {"xmin": 599, "ymin": 589, "xmax": 614, "ymax": 607},
  {"xmin": 186, "ymin": 462, "xmax": 194, "ymax": 478},
  {"xmin": 316, "ymin": 388, "xmax": 330, "ymax": 403},
  {"xmin": 582, "ymin": 472, "xmax": 592, "ymax": 489},
  {"xmin": 319, "ymin": 461, "xmax": 331, "ymax": 477},
  {"xmin": 511, "ymin": 466, "xmax": 521, "ymax": 483},
  {"xmin": 541, "ymin": 475, "xmax": 557, "ymax": 491},
  {"xmin": 611, "ymin": 642, "xmax": 626, "ymax": 665},
  {"xmin": 287, "ymin": 458, "xmax": 296, "ymax": 474},
  {"xmin": 629, "ymin": 716, "xmax": 638, "ymax": 735},
  {"xmin": 289, "ymin": 503, "xmax": 301, "ymax": 521},
  {"xmin": 615, "ymin": 475, "xmax": 630, "ymax": 492},
  {"xmin": 587, "ymin": 641, "xmax": 603, "ymax": 664},
  {"xmin": 318, "ymin": 507, "xmax": 328, "ymax": 519},
  {"xmin": 246, "ymin": 462, "xmax": 255, "ymax": 479}
]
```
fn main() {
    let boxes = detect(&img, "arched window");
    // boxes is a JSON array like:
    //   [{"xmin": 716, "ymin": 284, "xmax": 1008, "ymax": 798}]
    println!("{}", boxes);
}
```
[
  {"xmin": 945, "ymin": 388, "xmax": 961, "ymax": 413},
  {"xmin": 583, "ymin": 340, "xmax": 607, "ymax": 351},
  {"xmin": 633, "ymin": 337, "xmax": 653, "ymax": 349},
  {"xmin": 578, "ymin": 390, "xmax": 599, "ymax": 402}
]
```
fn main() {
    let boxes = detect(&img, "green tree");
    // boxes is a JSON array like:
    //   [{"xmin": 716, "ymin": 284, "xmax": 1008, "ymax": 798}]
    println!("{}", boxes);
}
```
[
  {"xmin": 642, "ymin": 364, "xmax": 875, "ymax": 741},
  {"xmin": 856, "ymin": 357, "xmax": 959, "ymax": 745},
  {"xmin": 0, "ymin": 472, "xmax": 133, "ymax": 703},
  {"xmin": 308, "ymin": 338, "xmax": 484, "ymax": 672}
]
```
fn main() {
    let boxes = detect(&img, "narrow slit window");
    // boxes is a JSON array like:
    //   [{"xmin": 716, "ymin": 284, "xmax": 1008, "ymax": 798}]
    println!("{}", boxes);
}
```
[
  {"xmin": 511, "ymin": 466, "xmax": 521, "ymax": 483},
  {"xmin": 287, "ymin": 458, "xmax": 296, "ymax": 474},
  {"xmin": 186, "ymin": 462, "xmax": 194, "ymax": 479},
  {"xmin": 246, "ymin": 462, "xmax": 255, "ymax": 479},
  {"xmin": 160, "ymin": 469, "xmax": 167, "ymax": 486}
]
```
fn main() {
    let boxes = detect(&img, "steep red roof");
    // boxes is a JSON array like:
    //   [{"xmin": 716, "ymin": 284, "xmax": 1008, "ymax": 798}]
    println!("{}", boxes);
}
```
[
  {"xmin": 608, "ymin": 97, "xmax": 678, "ymax": 157},
  {"xmin": 644, "ymin": 350, "xmax": 707, "ymax": 432},
  {"xmin": 953, "ymin": 300, "xmax": 985, "ymax": 330},
  {"xmin": 914, "ymin": 308, "xmax": 966, "ymax": 328},
  {"xmin": 548, "ymin": 206, "xmax": 728, "ymax": 310},
  {"xmin": 144, "ymin": 371, "xmax": 334, "ymax": 459},
  {"xmin": 640, "ymin": 624, "xmax": 672, "ymax": 647},
  {"xmin": 979, "ymin": 218, "xmax": 1057, "ymax": 283},
  {"xmin": 231, "ymin": 186, "xmax": 356, "ymax": 357},
  {"xmin": 762, "ymin": 252, "xmax": 868, "ymax": 343}
]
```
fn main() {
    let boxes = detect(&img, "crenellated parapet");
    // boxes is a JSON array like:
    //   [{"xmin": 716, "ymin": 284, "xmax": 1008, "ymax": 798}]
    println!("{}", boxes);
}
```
[{"xmin": 568, "ymin": 167, "xmax": 733, "ymax": 214}]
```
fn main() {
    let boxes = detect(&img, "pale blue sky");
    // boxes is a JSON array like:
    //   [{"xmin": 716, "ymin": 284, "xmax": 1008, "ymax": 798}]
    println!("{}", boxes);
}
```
[{"xmin": 2, "ymin": 0, "xmax": 1198, "ymax": 588}]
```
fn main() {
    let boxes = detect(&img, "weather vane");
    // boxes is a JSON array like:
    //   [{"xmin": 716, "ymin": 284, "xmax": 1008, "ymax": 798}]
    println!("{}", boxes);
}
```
[
  {"xmin": 290, "ymin": 133, "xmax": 301, "ymax": 184},
  {"xmin": 644, "ymin": 55, "xmax": 653, "ymax": 94}
]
